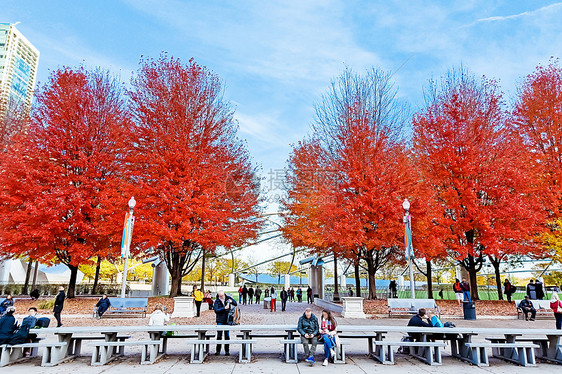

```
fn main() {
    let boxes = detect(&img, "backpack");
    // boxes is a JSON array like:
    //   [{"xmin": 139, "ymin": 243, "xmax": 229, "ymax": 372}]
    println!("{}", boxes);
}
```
[
  {"xmin": 228, "ymin": 306, "xmax": 240, "ymax": 325},
  {"xmin": 510, "ymin": 286, "xmax": 517, "ymax": 294},
  {"xmin": 453, "ymin": 282, "xmax": 462, "ymax": 292}
]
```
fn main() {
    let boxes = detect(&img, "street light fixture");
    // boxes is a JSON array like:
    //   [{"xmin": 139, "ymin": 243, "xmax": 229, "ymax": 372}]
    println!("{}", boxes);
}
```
[
  {"xmin": 120, "ymin": 197, "xmax": 136, "ymax": 298},
  {"xmin": 403, "ymin": 198, "xmax": 416, "ymax": 299}
]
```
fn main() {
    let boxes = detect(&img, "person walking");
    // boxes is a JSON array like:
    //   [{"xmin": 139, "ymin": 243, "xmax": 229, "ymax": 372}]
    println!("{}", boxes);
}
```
[
  {"xmin": 95, "ymin": 294, "xmax": 111, "ymax": 319},
  {"xmin": 319, "ymin": 310, "xmax": 338, "ymax": 366},
  {"xmin": 290, "ymin": 287, "xmax": 295, "ymax": 302},
  {"xmin": 280, "ymin": 287, "xmax": 288, "ymax": 312},
  {"xmin": 453, "ymin": 279, "xmax": 463, "ymax": 306},
  {"xmin": 518, "ymin": 296, "xmax": 537, "ymax": 321},
  {"xmin": 307, "ymin": 286, "xmax": 313, "ymax": 304},
  {"xmin": 461, "ymin": 279, "xmax": 471, "ymax": 302},
  {"xmin": 255, "ymin": 286, "xmax": 262, "ymax": 303},
  {"xmin": 238, "ymin": 286, "xmax": 243, "ymax": 303},
  {"xmin": 248, "ymin": 286, "xmax": 254, "ymax": 304},
  {"xmin": 298, "ymin": 308, "xmax": 319, "ymax": 365},
  {"xmin": 504, "ymin": 279, "xmax": 515, "ymax": 303},
  {"xmin": 242, "ymin": 285, "xmax": 248, "ymax": 305},
  {"xmin": 53, "ymin": 286, "xmax": 65, "ymax": 327},
  {"xmin": 551, "ymin": 293, "xmax": 562, "ymax": 329},
  {"xmin": 213, "ymin": 290, "xmax": 237, "ymax": 356},
  {"xmin": 149, "ymin": 304, "xmax": 170, "ymax": 325},
  {"xmin": 297, "ymin": 287, "xmax": 303, "ymax": 302},
  {"xmin": 389, "ymin": 280, "xmax": 397, "ymax": 298},
  {"xmin": 270, "ymin": 288, "xmax": 277, "ymax": 312},
  {"xmin": 193, "ymin": 286, "xmax": 204, "ymax": 317}
]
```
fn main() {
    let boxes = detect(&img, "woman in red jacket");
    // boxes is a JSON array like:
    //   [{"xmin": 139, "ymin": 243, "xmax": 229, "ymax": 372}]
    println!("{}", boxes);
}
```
[{"xmin": 550, "ymin": 293, "xmax": 562, "ymax": 329}]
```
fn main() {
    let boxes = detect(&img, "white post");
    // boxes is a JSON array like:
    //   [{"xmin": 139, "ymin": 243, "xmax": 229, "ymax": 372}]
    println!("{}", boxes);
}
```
[
  {"xmin": 284, "ymin": 274, "xmax": 291, "ymax": 290},
  {"xmin": 228, "ymin": 273, "xmax": 235, "ymax": 288},
  {"xmin": 408, "ymin": 257, "xmax": 415, "ymax": 299},
  {"xmin": 340, "ymin": 274, "xmax": 347, "ymax": 288},
  {"xmin": 403, "ymin": 199, "xmax": 415, "ymax": 299},
  {"xmin": 120, "ymin": 197, "xmax": 136, "ymax": 298},
  {"xmin": 120, "ymin": 256, "xmax": 129, "ymax": 298}
]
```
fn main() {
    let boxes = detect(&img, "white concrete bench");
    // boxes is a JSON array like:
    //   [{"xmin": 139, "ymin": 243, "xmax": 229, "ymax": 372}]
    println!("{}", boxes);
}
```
[
  {"xmin": 90, "ymin": 340, "xmax": 161, "ymax": 365},
  {"xmin": 0, "ymin": 342, "xmax": 67, "ymax": 367},
  {"xmin": 187, "ymin": 339, "xmax": 256, "ymax": 364},
  {"xmin": 372, "ymin": 340, "xmax": 446, "ymax": 365},
  {"xmin": 279, "ymin": 338, "xmax": 350, "ymax": 364},
  {"xmin": 388, "ymin": 299, "xmax": 440, "ymax": 318},
  {"xmin": 69, "ymin": 334, "xmax": 130, "ymax": 357},
  {"xmin": 465, "ymin": 341, "xmax": 539, "ymax": 367}
]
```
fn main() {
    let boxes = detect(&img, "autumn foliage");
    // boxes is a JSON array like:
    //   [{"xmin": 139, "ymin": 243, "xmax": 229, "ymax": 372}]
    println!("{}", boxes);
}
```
[
  {"xmin": 0, "ymin": 68, "xmax": 129, "ymax": 297},
  {"xmin": 127, "ymin": 55, "xmax": 262, "ymax": 297},
  {"xmin": 412, "ymin": 70, "xmax": 545, "ymax": 300}
]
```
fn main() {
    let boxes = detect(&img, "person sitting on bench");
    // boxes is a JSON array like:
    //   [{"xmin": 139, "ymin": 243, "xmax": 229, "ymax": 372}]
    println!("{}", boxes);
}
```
[
  {"xmin": 518, "ymin": 296, "xmax": 536, "ymax": 321},
  {"xmin": 298, "ymin": 307, "xmax": 319, "ymax": 364},
  {"xmin": 407, "ymin": 308, "xmax": 432, "ymax": 327},
  {"xmin": 95, "ymin": 295, "xmax": 111, "ymax": 319}
]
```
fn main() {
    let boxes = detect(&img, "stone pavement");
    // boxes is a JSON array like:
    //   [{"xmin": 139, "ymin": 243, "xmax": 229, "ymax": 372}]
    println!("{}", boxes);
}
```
[{"xmin": 6, "ymin": 298, "xmax": 562, "ymax": 373}]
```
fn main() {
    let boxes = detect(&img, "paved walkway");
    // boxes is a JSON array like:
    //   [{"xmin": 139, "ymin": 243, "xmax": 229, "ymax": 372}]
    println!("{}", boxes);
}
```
[{"xmin": 6, "ymin": 299, "xmax": 562, "ymax": 373}]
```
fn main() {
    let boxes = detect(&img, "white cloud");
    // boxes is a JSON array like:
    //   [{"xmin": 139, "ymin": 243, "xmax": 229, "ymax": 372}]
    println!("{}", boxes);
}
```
[{"xmin": 475, "ymin": 2, "xmax": 562, "ymax": 24}]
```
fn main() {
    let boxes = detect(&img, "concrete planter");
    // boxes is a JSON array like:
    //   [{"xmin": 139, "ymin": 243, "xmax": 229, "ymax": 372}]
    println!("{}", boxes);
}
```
[
  {"xmin": 341, "ymin": 297, "xmax": 366, "ymax": 319},
  {"xmin": 171, "ymin": 296, "xmax": 195, "ymax": 318}
]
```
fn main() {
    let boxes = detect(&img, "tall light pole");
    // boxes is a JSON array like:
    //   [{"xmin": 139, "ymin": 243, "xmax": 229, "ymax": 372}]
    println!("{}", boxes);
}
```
[
  {"xmin": 120, "ymin": 197, "xmax": 136, "ymax": 298},
  {"xmin": 403, "ymin": 198, "xmax": 416, "ymax": 299}
]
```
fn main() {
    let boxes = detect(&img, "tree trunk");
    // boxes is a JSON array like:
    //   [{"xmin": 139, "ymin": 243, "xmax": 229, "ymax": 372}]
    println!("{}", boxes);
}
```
[
  {"xmin": 67, "ymin": 265, "xmax": 78, "ymax": 298},
  {"xmin": 466, "ymin": 254, "xmax": 480, "ymax": 301},
  {"xmin": 31, "ymin": 261, "xmax": 39, "ymax": 291},
  {"xmin": 200, "ymin": 249, "xmax": 206, "ymax": 293},
  {"xmin": 364, "ymin": 251, "xmax": 377, "ymax": 299},
  {"xmin": 354, "ymin": 259, "xmax": 361, "ymax": 297},
  {"xmin": 491, "ymin": 257, "xmax": 503, "ymax": 300},
  {"xmin": 92, "ymin": 257, "xmax": 101, "ymax": 295},
  {"xmin": 22, "ymin": 259, "xmax": 33, "ymax": 295},
  {"xmin": 426, "ymin": 260, "xmax": 433, "ymax": 299},
  {"xmin": 333, "ymin": 255, "xmax": 340, "ymax": 302},
  {"xmin": 170, "ymin": 266, "xmax": 182, "ymax": 298}
]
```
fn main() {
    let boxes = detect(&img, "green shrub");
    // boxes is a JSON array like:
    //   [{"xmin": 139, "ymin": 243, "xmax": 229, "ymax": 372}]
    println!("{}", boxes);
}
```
[{"xmin": 38, "ymin": 299, "xmax": 55, "ymax": 310}]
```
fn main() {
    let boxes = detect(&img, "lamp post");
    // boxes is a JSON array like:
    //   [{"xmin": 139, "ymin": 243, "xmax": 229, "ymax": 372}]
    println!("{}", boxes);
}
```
[
  {"xmin": 120, "ymin": 197, "xmax": 136, "ymax": 298},
  {"xmin": 403, "ymin": 198, "xmax": 416, "ymax": 299}
]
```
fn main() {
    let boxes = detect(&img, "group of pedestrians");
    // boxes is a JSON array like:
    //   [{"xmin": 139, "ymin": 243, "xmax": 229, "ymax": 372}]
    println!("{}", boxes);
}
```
[
  {"xmin": 237, "ymin": 285, "xmax": 312, "ymax": 305},
  {"xmin": 452, "ymin": 278, "xmax": 471, "ymax": 306}
]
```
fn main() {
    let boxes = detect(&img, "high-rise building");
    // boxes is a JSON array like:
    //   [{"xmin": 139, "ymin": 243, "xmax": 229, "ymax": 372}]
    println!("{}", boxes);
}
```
[{"xmin": 0, "ymin": 23, "xmax": 40, "ymax": 114}]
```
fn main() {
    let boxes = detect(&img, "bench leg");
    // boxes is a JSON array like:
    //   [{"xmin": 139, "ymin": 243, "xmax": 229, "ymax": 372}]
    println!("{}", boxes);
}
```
[{"xmin": 283, "ymin": 342, "xmax": 297, "ymax": 363}]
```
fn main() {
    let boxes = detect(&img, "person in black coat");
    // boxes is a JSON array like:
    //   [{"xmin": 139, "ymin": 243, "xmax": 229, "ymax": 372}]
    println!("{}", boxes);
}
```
[
  {"xmin": 242, "ymin": 285, "xmax": 248, "ymax": 305},
  {"xmin": 407, "ymin": 309, "xmax": 432, "ymax": 327},
  {"xmin": 307, "ymin": 286, "xmax": 313, "ymax": 304},
  {"xmin": 95, "ymin": 294, "xmax": 111, "ymax": 318},
  {"xmin": 535, "ymin": 279, "xmax": 545, "ymax": 300},
  {"xmin": 213, "ymin": 290, "xmax": 237, "ymax": 355},
  {"xmin": 53, "ymin": 286, "xmax": 65, "ymax": 327},
  {"xmin": 248, "ymin": 287, "xmax": 254, "ymax": 304},
  {"xmin": 280, "ymin": 287, "xmax": 288, "ymax": 311},
  {"xmin": 518, "ymin": 296, "xmax": 537, "ymax": 321},
  {"xmin": 0, "ymin": 306, "xmax": 17, "ymax": 344}
]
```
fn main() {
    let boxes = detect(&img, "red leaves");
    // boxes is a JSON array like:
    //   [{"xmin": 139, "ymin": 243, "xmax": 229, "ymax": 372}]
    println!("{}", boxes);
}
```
[
  {"xmin": 412, "ymin": 70, "xmax": 545, "ymax": 265},
  {"xmin": 0, "ymin": 68, "xmax": 128, "ymax": 266}
]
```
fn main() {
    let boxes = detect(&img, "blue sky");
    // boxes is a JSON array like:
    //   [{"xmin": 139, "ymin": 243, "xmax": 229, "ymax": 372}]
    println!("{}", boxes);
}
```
[{"xmin": 4, "ymin": 1, "xmax": 562, "ymax": 262}]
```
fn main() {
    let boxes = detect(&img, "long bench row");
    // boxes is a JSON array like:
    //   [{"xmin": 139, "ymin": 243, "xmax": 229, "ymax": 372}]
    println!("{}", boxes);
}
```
[{"xmin": 3, "ymin": 324, "xmax": 562, "ymax": 368}]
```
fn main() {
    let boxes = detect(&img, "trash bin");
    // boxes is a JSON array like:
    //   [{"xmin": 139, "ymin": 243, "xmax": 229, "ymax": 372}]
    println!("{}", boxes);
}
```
[
  {"xmin": 263, "ymin": 297, "xmax": 271, "ymax": 310},
  {"xmin": 463, "ymin": 301, "xmax": 476, "ymax": 320}
]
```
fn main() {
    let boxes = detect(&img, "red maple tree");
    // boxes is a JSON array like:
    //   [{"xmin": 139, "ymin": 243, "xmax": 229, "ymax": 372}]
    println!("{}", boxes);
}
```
[
  {"xmin": 413, "ymin": 69, "xmax": 544, "ymax": 300},
  {"xmin": 514, "ymin": 61, "xmax": 562, "ymax": 245},
  {"xmin": 0, "ymin": 67, "xmax": 129, "ymax": 297},
  {"xmin": 126, "ymin": 55, "xmax": 262, "ymax": 297}
]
